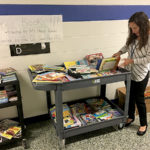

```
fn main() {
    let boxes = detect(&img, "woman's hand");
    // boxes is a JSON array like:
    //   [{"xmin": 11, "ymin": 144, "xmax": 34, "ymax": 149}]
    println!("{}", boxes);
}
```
[
  {"xmin": 112, "ymin": 51, "xmax": 121, "ymax": 58},
  {"xmin": 119, "ymin": 58, "xmax": 134, "ymax": 67}
]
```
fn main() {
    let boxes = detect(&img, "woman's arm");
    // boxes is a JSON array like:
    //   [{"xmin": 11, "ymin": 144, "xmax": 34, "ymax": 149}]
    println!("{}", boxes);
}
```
[{"xmin": 112, "ymin": 45, "xmax": 127, "ymax": 57}]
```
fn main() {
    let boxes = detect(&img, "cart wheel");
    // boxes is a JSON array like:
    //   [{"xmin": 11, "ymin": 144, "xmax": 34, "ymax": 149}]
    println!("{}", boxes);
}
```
[
  {"xmin": 22, "ymin": 138, "xmax": 28, "ymax": 149},
  {"xmin": 58, "ymin": 139, "xmax": 65, "ymax": 150},
  {"xmin": 118, "ymin": 123, "xmax": 125, "ymax": 129}
]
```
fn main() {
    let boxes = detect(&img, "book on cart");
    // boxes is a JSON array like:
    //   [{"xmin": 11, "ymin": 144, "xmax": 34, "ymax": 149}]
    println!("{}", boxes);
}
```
[
  {"xmin": 98, "ymin": 57, "xmax": 120, "ymax": 72},
  {"xmin": 28, "ymin": 64, "xmax": 45, "ymax": 73},
  {"xmin": 85, "ymin": 52, "xmax": 104, "ymax": 69},
  {"xmin": 32, "ymin": 72, "xmax": 67, "ymax": 83}
]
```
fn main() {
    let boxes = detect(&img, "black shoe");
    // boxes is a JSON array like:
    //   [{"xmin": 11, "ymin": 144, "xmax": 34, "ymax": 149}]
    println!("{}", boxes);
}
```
[
  {"xmin": 125, "ymin": 119, "xmax": 134, "ymax": 127},
  {"xmin": 137, "ymin": 126, "xmax": 148, "ymax": 136}
]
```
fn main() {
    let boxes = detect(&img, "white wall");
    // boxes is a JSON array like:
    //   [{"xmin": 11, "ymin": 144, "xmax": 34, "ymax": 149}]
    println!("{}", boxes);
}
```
[
  {"xmin": 0, "ymin": 0, "xmax": 149, "ymax": 119},
  {"xmin": 1, "ymin": 0, "xmax": 150, "ymax": 5}
]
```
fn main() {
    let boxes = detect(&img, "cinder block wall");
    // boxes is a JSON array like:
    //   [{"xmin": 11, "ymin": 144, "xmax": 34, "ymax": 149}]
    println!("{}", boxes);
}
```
[{"xmin": 0, "ymin": 0, "xmax": 149, "ymax": 119}]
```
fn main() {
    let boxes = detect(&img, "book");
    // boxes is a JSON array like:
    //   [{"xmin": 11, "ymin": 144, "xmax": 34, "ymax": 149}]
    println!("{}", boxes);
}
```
[
  {"xmin": 28, "ymin": 64, "xmax": 45, "ymax": 73},
  {"xmin": 2, "ymin": 74, "xmax": 17, "ymax": 83},
  {"xmin": 67, "ymin": 65, "xmax": 98, "ymax": 79},
  {"xmin": 99, "ymin": 57, "xmax": 120, "ymax": 72},
  {"xmin": 69, "ymin": 65, "xmax": 91, "ymax": 74},
  {"xmin": 64, "ymin": 61, "xmax": 77, "ymax": 69},
  {"xmin": 80, "ymin": 114, "xmax": 97, "ymax": 125},
  {"xmin": 85, "ymin": 53, "xmax": 104, "ymax": 69},
  {"xmin": 76, "ymin": 59, "xmax": 88, "ymax": 66},
  {"xmin": 32, "ymin": 72, "xmax": 66, "ymax": 83},
  {"xmin": 0, "ymin": 90, "xmax": 8, "ymax": 104},
  {"xmin": 50, "ymin": 104, "xmax": 72, "ymax": 119},
  {"xmin": 63, "ymin": 116, "xmax": 79, "ymax": 129},
  {"xmin": 43, "ymin": 65, "xmax": 65, "ymax": 72},
  {"xmin": 0, "ymin": 126, "xmax": 21, "ymax": 140},
  {"xmin": 73, "ymin": 115, "xmax": 82, "ymax": 127},
  {"xmin": 86, "ymin": 98, "xmax": 109, "ymax": 111},
  {"xmin": 0, "ymin": 67, "xmax": 16, "ymax": 76},
  {"xmin": 81, "ymin": 74, "xmax": 98, "ymax": 79},
  {"xmin": 107, "ymin": 108, "xmax": 122, "ymax": 118},
  {"xmin": 70, "ymin": 103, "xmax": 87, "ymax": 116}
]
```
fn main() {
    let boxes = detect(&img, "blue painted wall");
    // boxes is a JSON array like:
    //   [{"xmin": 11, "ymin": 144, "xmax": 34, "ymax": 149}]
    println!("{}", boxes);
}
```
[{"xmin": 0, "ymin": 5, "xmax": 149, "ymax": 21}]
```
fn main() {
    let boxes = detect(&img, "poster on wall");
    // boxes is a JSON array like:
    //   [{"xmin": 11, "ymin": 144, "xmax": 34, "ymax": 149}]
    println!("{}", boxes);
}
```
[
  {"xmin": 10, "ymin": 42, "xmax": 50, "ymax": 56},
  {"xmin": 0, "ymin": 15, "xmax": 63, "ymax": 44}
]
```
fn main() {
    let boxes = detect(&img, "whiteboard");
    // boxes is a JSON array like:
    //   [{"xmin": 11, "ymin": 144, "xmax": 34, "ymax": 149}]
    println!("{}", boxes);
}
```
[{"xmin": 0, "ymin": 15, "xmax": 63, "ymax": 44}]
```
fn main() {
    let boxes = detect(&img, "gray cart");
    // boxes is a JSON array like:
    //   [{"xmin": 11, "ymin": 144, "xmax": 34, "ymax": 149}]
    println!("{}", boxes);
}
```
[{"xmin": 28, "ymin": 68, "xmax": 131, "ymax": 149}]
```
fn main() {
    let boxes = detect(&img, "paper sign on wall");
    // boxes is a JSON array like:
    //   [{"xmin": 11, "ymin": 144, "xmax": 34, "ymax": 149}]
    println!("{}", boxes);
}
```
[{"xmin": 0, "ymin": 15, "xmax": 63, "ymax": 44}]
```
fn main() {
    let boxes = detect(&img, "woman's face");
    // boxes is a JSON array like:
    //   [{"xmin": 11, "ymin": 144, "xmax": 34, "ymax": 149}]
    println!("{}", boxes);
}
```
[{"xmin": 129, "ymin": 22, "xmax": 140, "ymax": 37}]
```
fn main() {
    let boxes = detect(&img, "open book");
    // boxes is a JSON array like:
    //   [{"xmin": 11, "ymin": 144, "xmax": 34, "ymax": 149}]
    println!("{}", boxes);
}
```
[{"xmin": 98, "ymin": 57, "xmax": 120, "ymax": 72}]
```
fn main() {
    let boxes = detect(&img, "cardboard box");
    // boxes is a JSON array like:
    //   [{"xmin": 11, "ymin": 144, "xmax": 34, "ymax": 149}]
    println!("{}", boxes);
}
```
[{"xmin": 117, "ymin": 87, "xmax": 150, "ymax": 115}]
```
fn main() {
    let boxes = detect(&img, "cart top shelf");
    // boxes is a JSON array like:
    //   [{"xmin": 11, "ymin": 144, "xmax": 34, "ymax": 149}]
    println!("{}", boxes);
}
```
[{"xmin": 28, "ymin": 68, "xmax": 131, "ymax": 91}]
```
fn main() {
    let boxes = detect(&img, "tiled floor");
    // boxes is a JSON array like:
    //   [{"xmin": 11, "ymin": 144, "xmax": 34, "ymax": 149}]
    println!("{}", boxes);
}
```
[{"xmin": 1, "ymin": 113, "xmax": 150, "ymax": 150}]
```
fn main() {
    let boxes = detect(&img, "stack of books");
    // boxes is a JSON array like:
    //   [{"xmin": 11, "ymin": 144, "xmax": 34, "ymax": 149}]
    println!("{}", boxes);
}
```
[
  {"xmin": 28, "ymin": 64, "xmax": 45, "ymax": 74},
  {"xmin": 50, "ymin": 104, "xmax": 80, "ymax": 129},
  {"xmin": 0, "ymin": 67, "xmax": 16, "ymax": 76},
  {"xmin": 28, "ymin": 64, "xmax": 65, "ymax": 74},
  {"xmin": 0, "ymin": 126, "xmax": 21, "ymax": 140},
  {"xmin": 0, "ymin": 119, "xmax": 20, "ymax": 141},
  {"xmin": 49, "ymin": 98, "xmax": 122, "ymax": 129},
  {"xmin": 2, "ymin": 74, "xmax": 17, "ymax": 83},
  {"xmin": 44, "ymin": 65, "xmax": 65, "ymax": 72},
  {"xmin": 32, "ymin": 72, "xmax": 77, "ymax": 84}
]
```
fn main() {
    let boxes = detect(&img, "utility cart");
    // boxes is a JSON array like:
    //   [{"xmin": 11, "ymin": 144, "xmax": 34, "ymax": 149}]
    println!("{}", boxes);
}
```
[{"xmin": 28, "ymin": 68, "xmax": 131, "ymax": 149}]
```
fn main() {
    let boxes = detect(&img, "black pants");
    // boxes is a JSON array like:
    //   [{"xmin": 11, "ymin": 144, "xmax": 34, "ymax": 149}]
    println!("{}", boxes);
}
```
[{"xmin": 127, "ymin": 72, "xmax": 149, "ymax": 126}]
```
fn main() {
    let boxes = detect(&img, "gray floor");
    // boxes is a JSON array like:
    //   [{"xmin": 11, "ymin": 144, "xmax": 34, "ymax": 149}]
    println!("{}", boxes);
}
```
[{"xmin": 2, "ymin": 113, "xmax": 150, "ymax": 150}]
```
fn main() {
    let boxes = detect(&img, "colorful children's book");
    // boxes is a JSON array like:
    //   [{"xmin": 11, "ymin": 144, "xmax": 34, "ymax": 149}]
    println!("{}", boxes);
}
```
[
  {"xmin": 64, "ymin": 61, "xmax": 77, "ymax": 69},
  {"xmin": 73, "ymin": 115, "xmax": 82, "ymax": 127},
  {"xmin": 99, "ymin": 57, "xmax": 120, "ymax": 72},
  {"xmin": 93, "ymin": 110, "xmax": 113, "ymax": 121},
  {"xmin": 70, "ymin": 103, "xmax": 87, "ymax": 116},
  {"xmin": 98, "ymin": 113, "xmax": 113, "ymax": 121},
  {"xmin": 0, "ymin": 126, "xmax": 21, "ymax": 140},
  {"xmin": 81, "ymin": 74, "xmax": 98, "ymax": 79},
  {"xmin": 0, "ymin": 90, "xmax": 8, "ymax": 104},
  {"xmin": 28, "ymin": 64, "xmax": 45, "ymax": 73},
  {"xmin": 80, "ymin": 114, "xmax": 97, "ymax": 124},
  {"xmin": 63, "ymin": 116, "xmax": 76, "ymax": 129},
  {"xmin": 93, "ymin": 110, "xmax": 108, "ymax": 118},
  {"xmin": 107, "ymin": 108, "xmax": 122, "ymax": 118},
  {"xmin": 85, "ymin": 53, "xmax": 103, "ymax": 69},
  {"xmin": 76, "ymin": 59, "xmax": 88, "ymax": 66},
  {"xmin": 86, "ymin": 53, "xmax": 103, "ymax": 66},
  {"xmin": 43, "ymin": 65, "xmax": 65, "ymax": 72},
  {"xmin": 32, "ymin": 72, "xmax": 66, "ymax": 83},
  {"xmin": 86, "ymin": 98, "xmax": 109, "ymax": 111},
  {"xmin": 50, "ymin": 104, "xmax": 72, "ymax": 119}
]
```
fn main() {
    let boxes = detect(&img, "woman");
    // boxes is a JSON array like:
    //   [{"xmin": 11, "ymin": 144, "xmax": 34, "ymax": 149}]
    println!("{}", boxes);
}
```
[{"xmin": 113, "ymin": 12, "xmax": 150, "ymax": 136}]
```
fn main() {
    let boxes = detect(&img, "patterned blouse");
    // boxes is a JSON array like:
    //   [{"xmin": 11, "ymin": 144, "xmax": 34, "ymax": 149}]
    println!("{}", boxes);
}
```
[{"xmin": 119, "ymin": 36, "xmax": 150, "ymax": 81}]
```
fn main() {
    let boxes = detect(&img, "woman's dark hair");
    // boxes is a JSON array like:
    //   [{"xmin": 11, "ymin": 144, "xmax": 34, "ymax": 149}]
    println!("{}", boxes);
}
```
[{"xmin": 126, "ymin": 12, "xmax": 150, "ymax": 50}]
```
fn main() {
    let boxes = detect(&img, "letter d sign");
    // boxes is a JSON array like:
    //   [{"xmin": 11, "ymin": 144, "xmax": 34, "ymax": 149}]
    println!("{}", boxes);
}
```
[{"xmin": 16, "ymin": 47, "xmax": 22, "ymax": 54}]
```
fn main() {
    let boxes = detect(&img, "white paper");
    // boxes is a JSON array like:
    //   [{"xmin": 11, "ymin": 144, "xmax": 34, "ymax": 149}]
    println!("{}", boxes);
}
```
[{"xmin": 0, "ymin": 15, "xmax": 63, "ymax": 44}]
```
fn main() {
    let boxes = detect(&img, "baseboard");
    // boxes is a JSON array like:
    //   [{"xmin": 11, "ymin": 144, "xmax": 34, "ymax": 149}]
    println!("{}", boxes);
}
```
[{"xmin": 24, "ymin": 114, "xmax": 49, "ymax": 125}]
